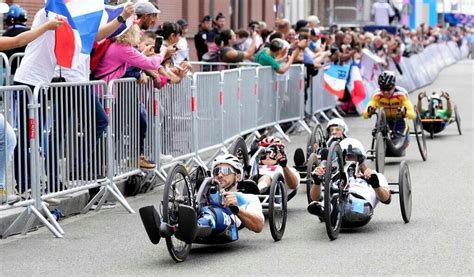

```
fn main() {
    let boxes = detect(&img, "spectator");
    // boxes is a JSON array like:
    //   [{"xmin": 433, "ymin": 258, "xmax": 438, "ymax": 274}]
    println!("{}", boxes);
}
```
[
  {"xmin": 215, "ymin": 29, "xmax": 257, "ymax": 63},
  {"xmin": 194, "ymin": 15, "xmax": 213, "ymax": 61},
  {"xmin": 175, "ymin": 19, "xmax": 189, "ymax": 63},
  {"xmin": 135, "ymin": 1, "xmax": 160, "ymax": 31},
  {"xmin": 371, "ymin": 0, "xmax": 395, "ymax": 26},
  {"xmin": 214, "ymin": 12, "xmax": 226, "ymax": 34},
  {"xmin": 0, "ymin": 115, "xmax": 18, "ymax": 205},
  {"xmin": 244, "ymin": 21, "xmax": 264, "ymax": 50},
  {"xmin": 2, "ymin": 4, "xmax": 29, "ymax": 75},
  {"xmin": 254, "ymin": 38, "xmax": 306, "ymax": 74},
  {"xmin": 276, "ymin": 18, "xmax": 291, "ymax": 38},
  {"xmin": 233, "ymin": 29, "xmax": 250, "ymax": 51},
  {"xmin": 307, "ymin": 15, "xmax": 320, "ymax": 29},
  {"xmin": 156, "ymin": 22, "xmax": 191, "ymax": 83}
]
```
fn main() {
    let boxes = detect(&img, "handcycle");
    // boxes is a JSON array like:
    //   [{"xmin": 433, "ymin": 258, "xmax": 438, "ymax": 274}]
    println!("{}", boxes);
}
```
[
  {"xmin": 306, "ymin": 141, "xmax": 412, "ymax": 240},
  {"xmin": 418, "ymin": 92, "xmax": 462, "ymax": 139},
  {"xmin": 365, "ymin": 107, "xmax": 427, "ymax": 173},
  {"xmin": 139, "ymin": 162, "xmax": 286, "ymax": 262}
]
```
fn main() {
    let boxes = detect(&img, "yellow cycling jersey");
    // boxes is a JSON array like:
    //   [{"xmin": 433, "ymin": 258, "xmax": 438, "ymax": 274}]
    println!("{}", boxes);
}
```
[{"xmin": 362, "ymin": 87, "xmax": 415, "ymax": 120}]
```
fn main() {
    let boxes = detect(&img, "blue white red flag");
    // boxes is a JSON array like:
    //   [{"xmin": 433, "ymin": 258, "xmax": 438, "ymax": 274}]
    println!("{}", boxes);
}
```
[
  {"xmin": 322, "ymin": 63, "xmax": 351, "ymax": 99},
  {"xmin": 103, "ymin": 3, "xmax": 134, "ymax": 38},
  {"xmin": 347, "ymin": 64, "xmax": 366, "ymax": 106},
  {"xmin": 45, "ymin": 0, "xmax": 104, "ymax": 68}
]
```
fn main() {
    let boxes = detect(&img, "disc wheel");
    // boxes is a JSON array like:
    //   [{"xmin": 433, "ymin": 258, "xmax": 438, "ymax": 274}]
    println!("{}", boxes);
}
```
[
  {"xmin": 323, "ymin": 141, "xmax": 345, "ymax": 240},
  {"xmin": 413, "ymin": 113, "xmax": 428, "ymax": 161},
  {"xmin": 374, "ymin": 132, "xmax": 386, "ymax": 174},
  {"xmin": 306, "ymin": 124, "xmax": 326, "ymax": 161},
  {"xmin": 268, "ymin": 173, "xmax": 287, "ymax": 241},
  {"xmin": 306, "ymin": 153, "xmax": 319, "ymax": 204},
  {"xmin": 398, "ymin": 161, "xmax": 412, "ymax": 223},
  {"xmin": 163, "ymin": 164, "xmax": 193, "ymax": 262},
  {"xmin": 454, "ymin": 105, "xmax": 462, "ymax": 135},
  {"xmin": 228, "ymin": 136, "xmax": 250, "ymax": 178}
]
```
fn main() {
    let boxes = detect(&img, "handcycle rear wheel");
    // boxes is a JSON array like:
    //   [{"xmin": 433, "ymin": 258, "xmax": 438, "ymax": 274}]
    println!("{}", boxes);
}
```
[
  {"xmin": 454, "ymin": 105, "xmax": 462, "ymax": 135},
  {"xmin": 163, "ymin": 164, "xmax": 193, "ymax": 262},
  {"xmin": 268, "ymin": 173, "xmax": 287, "ymax": 241},
  {"xmin": 374, "ymin": 131, "xmax": 386, "ymax": 173},
  {"xmin": 323, "ymin": 142, "xmax": 345, "ymax": 240},
  {"xmin": 228, "ymin": 136, "xmax": 250, "ymax": 178},
  {"xmin": 306, "ymin": 124, "xmax": 325, "ymax": 161},
  {"xmin": 306, "ymin": 153, "xmax": 319, "ymax": 205},
  {"xmin": 398, "ymin": 161, "xmax": 412, "ymax": 223},
  {"xmin": 413, "ymin": 113, "xmax": 428, "ymax": 161}
]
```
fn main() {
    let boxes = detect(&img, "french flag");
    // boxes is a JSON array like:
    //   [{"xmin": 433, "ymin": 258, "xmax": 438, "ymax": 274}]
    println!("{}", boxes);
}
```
[
  {"xmin": 45, "ymin": 0, "xmax": 104, "ymax": 68},
  {"xmin": 346, "ymin": 65, "xmax": 366, "ymax": 106},
  {"xmin": 322, "ymin": 63, "xmax": 351, "ymax": 99}
]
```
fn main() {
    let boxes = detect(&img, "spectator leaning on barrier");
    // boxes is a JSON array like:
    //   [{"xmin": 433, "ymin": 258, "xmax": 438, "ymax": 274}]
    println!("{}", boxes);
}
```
[
  {"xmin": 156, "ymin": 22, "xmax": 191, "ymax": 84},
  {"xmin": 254, "ymin": 37, "xmax": 307, "ymax": 74},
  {"xmin": 215, "ymin": 29, "xmax": 257, "ymax": 63}
]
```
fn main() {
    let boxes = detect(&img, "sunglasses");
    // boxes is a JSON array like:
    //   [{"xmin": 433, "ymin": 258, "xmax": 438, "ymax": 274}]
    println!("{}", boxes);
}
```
[{"xmin": 212, "ymin": 167, "xmax": 235, "ymax": 176}]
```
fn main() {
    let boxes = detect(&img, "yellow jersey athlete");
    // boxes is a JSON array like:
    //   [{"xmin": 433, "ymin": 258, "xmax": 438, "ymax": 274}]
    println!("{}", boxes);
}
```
[{"xmin": 363, "ymin": 71, "xmax": 415, "ymax": 138}]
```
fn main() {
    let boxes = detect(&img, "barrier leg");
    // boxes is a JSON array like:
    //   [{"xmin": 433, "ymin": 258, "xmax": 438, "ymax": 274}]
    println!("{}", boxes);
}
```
[
  {"xmin": 330, "ymin": 108, "xmax": 344, "ymax": 119},
  {"xmin": 81, "ymin": 185, "xmax": 106, "ymax": 214},
  {"xmin": 274, "ymin": 124, "xmax": 291, "ymax": 142},
  {"xmin": 1, "ymin": 209, "xmax": 29, "ymax": 238},
  {"xmin": 28, "ymin": 206, "xmax": 63, "ymax": 238},
  {"xmin": 318, "ymin": 111, "xmax": 331, "ymax": 121},
  {"xmin": 297, "ymin": 120, "xmax": 311, "ymax": 134},
  {"xmin": 106, "ymin": 183, "xmax": 135, "ymax": 214},
  {"xmin": 41, "ymin": 202, "xmax": 65, "ymax": 235}
]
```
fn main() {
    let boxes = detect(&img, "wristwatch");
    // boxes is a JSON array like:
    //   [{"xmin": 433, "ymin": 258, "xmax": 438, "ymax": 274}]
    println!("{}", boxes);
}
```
[{"xmin": 117, "ymin": 15, "xmax": 125, "ymax": 23}]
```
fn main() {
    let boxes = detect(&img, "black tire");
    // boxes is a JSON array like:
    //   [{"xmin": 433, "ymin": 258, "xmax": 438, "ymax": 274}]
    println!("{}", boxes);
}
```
[
  {"xmin": 268, "ymin": 173, "xmax": 287, "ymax": 241},
  {"xmin": 228, "ymin": 136, "xmax": 250, "ymax": 178},
  {"xmin": 398, "ymin": 161, "xmax": 412, "ymax": 223},
  {"xmin": 413, "ymin": 113, "xmax": 428, "ymax": 161},
  {"xmin": 429, "ymin": 123, "xmax": 434, "ymax": 139},
  {"xmin": 454, "ymin": 105, "xmax": 462, "ymax": 135},
  {"xmin": 190, "ymin": 165, "xmax": 207, "ymax": 194},
  {"xmin": 163, "ymin": 164, "xmax": 193, "ymax": 262},
  {"xmin": 374, "ymin": 132, "xmax": 386, "ymax": 174},
  {"xmin": 376, "ymin": 109, "xmax": 387, "ymax": 133},
  {"xmin": 124, "ymin": 175, "xmax": 142, "ymax": 196},
  {"xmin": 323, "ymin": 141, "xmax": 345, "ymax": 240},
  {"xmin": 306, "ymin": 153, "xmax": 319, "ymax": 204},
  {"xmin": 306, "ymin": 124, "xmax": 326, "ymax": 161}
]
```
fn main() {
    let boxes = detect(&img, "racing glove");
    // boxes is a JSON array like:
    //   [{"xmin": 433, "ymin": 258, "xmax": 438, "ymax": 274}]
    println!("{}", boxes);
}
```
[
  {"xmin": 366, "ymin": 173, "xmax": 380, "ymax": 189},
  {"xmin": 277, "ymin": 154, "xmax": 288, "ymax": 167}
]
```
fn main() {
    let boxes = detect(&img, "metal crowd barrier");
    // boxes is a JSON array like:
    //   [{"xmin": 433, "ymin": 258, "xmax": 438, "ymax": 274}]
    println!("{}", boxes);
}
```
[
  {"xmin": 8, "ymin": 52, "xmax": 24, "ymax": 85},
  {"xmin": 0, "ymin": 85, "xmax": 63, "ymax": 238}
]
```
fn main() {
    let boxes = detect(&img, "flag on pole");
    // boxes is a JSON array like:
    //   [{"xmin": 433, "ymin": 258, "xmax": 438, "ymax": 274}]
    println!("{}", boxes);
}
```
[{"xmin": 45, "ymin": 0, "xmax": 104, "ymax": 68}]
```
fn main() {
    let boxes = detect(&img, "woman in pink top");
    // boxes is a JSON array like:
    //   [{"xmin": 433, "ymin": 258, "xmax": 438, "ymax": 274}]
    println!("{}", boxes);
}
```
[{"xmin": 94, "ymin": 24, "xmax": 165, "ymax": 84}]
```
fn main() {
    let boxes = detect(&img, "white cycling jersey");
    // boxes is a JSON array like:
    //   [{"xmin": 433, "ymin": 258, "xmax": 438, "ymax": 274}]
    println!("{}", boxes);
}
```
[
  {"xmin": 348, "ymin": 172, "xmax": 389, "ymax": 208},
  {"xmin": 234, "ymin": 192, "xmax": 264, "ymax": 228}
]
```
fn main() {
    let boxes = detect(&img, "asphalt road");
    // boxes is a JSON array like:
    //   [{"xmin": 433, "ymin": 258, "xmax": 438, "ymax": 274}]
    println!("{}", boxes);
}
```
[{"xmin": 0, "ymin": 60, "xmax": 472, "ymax": 276}]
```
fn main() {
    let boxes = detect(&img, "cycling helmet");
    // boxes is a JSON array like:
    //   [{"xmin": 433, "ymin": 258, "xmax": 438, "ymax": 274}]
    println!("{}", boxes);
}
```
[
  {"xmin": 4, "ymin": 4, "xmax": 27, "ymax": 24},
  {"xmin": 378, "ymin": 71, "xmax": 396, "ymax": 90},
  {"xmin": 429, "ymin": 92, "xmax": 442, "ymax": 109},
  {"xmin": 326, "ymin": 118, "xmax": 349, "ymax": 138},
  {"xmin": 339, "ymin": 138, "xmax": 366, "ymax": 163},
  {"xmin": 211, "ymin": 154, "xmax": 243, "ymax": 178},
  {"xmin": 258, "ymin": 136, "xmax": 283, "ymax": 147}
]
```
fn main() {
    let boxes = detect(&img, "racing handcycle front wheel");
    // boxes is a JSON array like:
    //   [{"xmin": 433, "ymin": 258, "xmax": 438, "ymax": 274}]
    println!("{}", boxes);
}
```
[
  {"xmin": 228, "ymin": 136, "xmax": 251, "ymax": 178},
  {"xmin": 413, "ymin": 112, "xmax": 428, "ymax": 161},
  {"xmin": 162, "ymin": 164, "xmax": 193, "ymax": 262},
  {"xmin": 306, "ymin": 124, "xmax": 326, "ymax": 161},
  {"xmin": 268, "ymin": 172, "xmax": 288, "ymax": 241},
  {"xmin": 306, "ymin": 153, "xmax": 319, "ymax": 205},
  {"xmin": 323, "ymin": 141, "xmax": 345, "ymax": 241},
  {"xmin": 454, "ymin": 105, "xmax": 462, "ymax": 135},
  {"xmin": 374, "ymin": 131, "xmax": 386, "ymax": 174},
  {"xmin": 398, "ymin": 161, "xmax": 412, "ymax": 223}
]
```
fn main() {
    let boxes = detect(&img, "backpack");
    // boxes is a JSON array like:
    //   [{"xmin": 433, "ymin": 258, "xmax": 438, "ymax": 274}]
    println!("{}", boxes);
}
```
[{"xmin": 90, "ymin": 38, "xmax": 113, "ymax": 78}]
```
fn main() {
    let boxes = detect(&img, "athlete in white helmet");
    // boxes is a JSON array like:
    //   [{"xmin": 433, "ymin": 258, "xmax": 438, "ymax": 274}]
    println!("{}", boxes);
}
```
[
  {"xmin": 307, "ymin": 138, "xmax": 391, "ymax": 227},
  {"xmin": 325, "ymin": 118, "xmax": 349, "ymax": 144}
]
